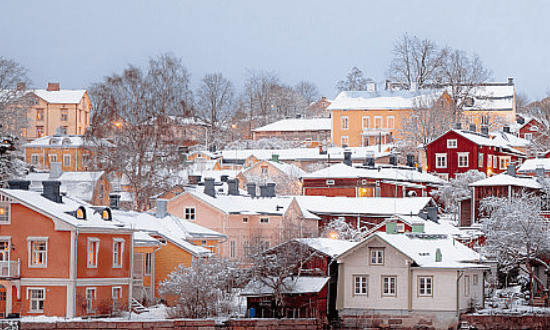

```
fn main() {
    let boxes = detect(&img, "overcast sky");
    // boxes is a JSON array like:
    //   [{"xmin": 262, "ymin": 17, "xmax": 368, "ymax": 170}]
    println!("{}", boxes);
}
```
[{"xmin": 1, "ymin": 1, "xmax": 549, "ymax": 101}]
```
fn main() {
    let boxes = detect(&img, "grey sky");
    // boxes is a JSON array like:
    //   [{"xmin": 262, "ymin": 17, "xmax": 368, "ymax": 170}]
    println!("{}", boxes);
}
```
[{"xmin": 1, "ymin": 1, "xmax": 549, "ymax": 101}]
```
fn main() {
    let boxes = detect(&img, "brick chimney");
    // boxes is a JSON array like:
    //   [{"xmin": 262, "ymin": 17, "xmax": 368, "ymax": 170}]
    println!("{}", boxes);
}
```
[
  {"xmin": 47, "ymin": 82, "xmax": 60, "ymax": 91},
  {"xmin": 16, "ymin": 82, "xmax": 26, "ymax": 91}
]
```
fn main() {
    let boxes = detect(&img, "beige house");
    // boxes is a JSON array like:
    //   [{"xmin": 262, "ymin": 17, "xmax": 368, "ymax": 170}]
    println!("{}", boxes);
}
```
[
  {"xmin": 336, "ymin": 231, "xmax": 489, "ymax": 330},
  {"xmin": 239, "ymin": 159, "xmax": 306, "ymax": 196},
  {"xmin": 165, "ymin": 187, "xmax": 319, "ymax": 261}
]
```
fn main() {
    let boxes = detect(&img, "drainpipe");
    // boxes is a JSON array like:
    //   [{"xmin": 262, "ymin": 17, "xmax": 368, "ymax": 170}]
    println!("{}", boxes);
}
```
[
  {"xmin": 70, "ymin": 227, "xmax": 80, "ymax": 318},
  {"xmin": 151, "ymin": 244, "xmax": 162, "ymax": 300},
  {"xmin": 456, "ymin": 270, "xmax": 464, "ymax": 317},
  {"xmin": 326, "ymin": 258, "xmax": 336, "ymax": 320},
  {"xmin": 128, "ymin": 224, "xmax": 134, "ymax": 319},
  {"xmin": 408, "ymin": 261, "xmax": 412, "ymax": 311}
]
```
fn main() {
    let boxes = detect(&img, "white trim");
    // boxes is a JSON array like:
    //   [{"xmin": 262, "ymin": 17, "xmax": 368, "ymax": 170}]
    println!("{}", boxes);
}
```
[
  {"xmin": 0, "ymin": 203, "xmax": 11, "ymax": 225},
  {"xmin": 435, "ymin": 153, "xmax": 447, "ymax": 169},
  {"xmin": 86, "ymin": 287, "xmax": 97, "ymax": 313},
  {"xmin": 27, "ymin": 287, "xmax": 46, "ymax": 313},
  {"xmin": 458, "ymin": 152, "xmax": 469, "ymax": 168},
  {"xmin": 447, "ymin": 139, "xmax": 457, "ymax": 148},
  {"xmin": 27, "ymin": 237, "xmax": 48, "ymax": 268},
  {"xmin": 20, "ymin": 277, "xmax": 132, "ymax": 286},
  {"xmin": 112, "ymin": 286, "xmax": 123, "ymax": 299},
  {"xmin": 87, "ymin": 238, "xmax": 100, "ymax": 268},
  {"xmin": 112, "ymin": 238, "xmax": 124, "ymax": 268},
  {"xmin": 387, "ymin": 116, "xmax": 395, "ymax": 130}
]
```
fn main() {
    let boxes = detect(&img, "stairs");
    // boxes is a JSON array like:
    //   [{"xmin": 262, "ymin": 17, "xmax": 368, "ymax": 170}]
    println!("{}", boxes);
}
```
[{"xmin": 131, "ymin": 298, "xmax": 149, "ymax": 314}]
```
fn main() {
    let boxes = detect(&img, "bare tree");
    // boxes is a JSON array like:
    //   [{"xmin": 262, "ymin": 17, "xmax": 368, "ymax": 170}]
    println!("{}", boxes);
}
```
[
  {"xmin": 86, "ymin": 53, "xmax": 190, "ymax": 211},
  {"xmin": 294, "ymin": 81, "xmax": 319, "ymax": 106},
  {"xmin": 196, "ymin": 73, "xmax": 235, "ymax": 141},
  {"xmin": 0, "ymin": 57, "xmax": 31, "ymax": 138},
  {"xmin": 336, "ymin": 66, "xmax": 373, "ymax": 92},
  {"xmin": 242, "ymin": 69, "xmax": 281, "ymax": 127}
]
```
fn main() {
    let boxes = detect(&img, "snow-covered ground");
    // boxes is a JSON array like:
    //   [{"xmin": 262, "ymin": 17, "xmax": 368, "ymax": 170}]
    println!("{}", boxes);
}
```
[{"xmin": 476, "ymin": 286, "xmax": 550, "ymax": 315}]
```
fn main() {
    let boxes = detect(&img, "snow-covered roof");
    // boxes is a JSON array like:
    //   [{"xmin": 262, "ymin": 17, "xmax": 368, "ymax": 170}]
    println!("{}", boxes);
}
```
[
  {"xmin": 294, "ymin": 238, "xmax": 358, "ymax": 258},
  {"xmin": 241, "ymin": 276, "xmax": 330, "ymax": 296},
  {"xmin": 218, "ymin": 145, "xmax": 393, "ymax": 162},
  {"xmin": 242, "ymin": 160, "xmax": 306, "ymax": 178},
  {"xmin": 458, "ymin": 85, "xmax": 514, "ymax": 111},
  {"xmin": 26, "ymin": 171, "xmax": 105, "ymax": 202},
  {"xmin": 449, "ymin": 130, "xmax": 524, "ymax": 154},
  {"xmin": 368, "ymin": 215, "xmax": 462, "ymax": 238},
  {"xmin": 490, "ymin": 131, "xmax": 531, "ymax": 148},
  {"xmin": 340, "ymin": 232, "xmax": 487, "ymax": 269},
  {"xmin": 253, "ymin": 118, "xmax": 331, "ymax": 132},
  {"xmin": 469, "ymin": 173, "xmax": 541, "ymax": 189},
  {"xmin": 518, "ymin": 158, "xmax": 550, "ymax": 173},
  {"xmin": 294, "ymin": 196, "xmax": 432, "ymax": 217},
  {"xmin": 113, "ymin": 210, "xmax": 224, "ymax": 257},
  {"xmin": 0, "ymin": 189, "xmax": 131, "ymax": 231},
  {"xmin": 302, "ymin": 163, "xmax": 444, "ymax": 185},
  {"xmin": 32, "ymin": 89, "xmax": 87, "ymax": 104},
  {"xmin": 327, "ymin": 90, "xmax": 443, "ymax": 110},
  {"xmin": 23, "ymin": 135, "xmax": 113, "ymax": 148}
]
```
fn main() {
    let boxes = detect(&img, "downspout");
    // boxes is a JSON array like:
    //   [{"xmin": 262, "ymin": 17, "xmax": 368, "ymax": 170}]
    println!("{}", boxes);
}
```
[
  {"xmin": 70, "ymin": 227, "xmax": 80, "ymax": 318},
  {"xmin": 128, "ymin": 225, "xmax": 134, "ymax": 319},
  {"xmin": 151, "ymin": 244, "xmax": 162, "ymax": 299},
  {"xmin": 408, "ymin": 261, "xmax": 412, "ymax": 311},
  {"xmin": 456, "ymin": 270, "xmax": 464, "ymax": 317},
  {"xmin": 326, "ymin": 258, "xmax": 336, "ymax": 320}
]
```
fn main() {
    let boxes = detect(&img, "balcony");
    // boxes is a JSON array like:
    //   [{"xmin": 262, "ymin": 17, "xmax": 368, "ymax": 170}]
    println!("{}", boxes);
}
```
[{"xmin": 0, "ymin": 260, "xmax": 20, "ymax": 278}]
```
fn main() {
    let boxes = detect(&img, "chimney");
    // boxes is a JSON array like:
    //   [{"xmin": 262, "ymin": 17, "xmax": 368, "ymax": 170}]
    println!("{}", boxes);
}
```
[
  {"xmin": 406, "ymin": 154, "xmax": 415, "ymax": 168},
  {"xmin": 363, "ymin": 153, "xmax": 375, "ymax": 167},
  {"xmin": 536, "ymin": 166, "xmax": 545, "ymax": 179},
  {"xmin": 203, "ymin": 178, "xmax": 216, "ymax": 198},
  {"xmin": 259, "ymin": 184, "xmax": 268, "ymax": 198},
  {"xmin": 109, "ymin": 193, "xmax": 121, "ymax": 209},
  {"xmin": 367, "ymin": 81, "xmax": 376, "ymax": 93},
  {"xmin": 8, "ymin": 180, "xmax": 30, "ymax": 190},
  {"xmin": 47, "ymin": 82, "xmax": 60, "ymax": 91},
  {"xmin": 389, "ymin": 154, "xmax": 397, "ymax": 166},
  {"xmin": 247, "ymin": 182, "xmax": 257, "ymax": 198},
  {"xmin": 227, "ymin": 178, "xmax": 240, "ymax": 196},
  {"xmin": 480, "ymin": 125, "xmax": 489, "ymax": 137},
  {"xmin": 267, "ymin": 182, "xmax": 276, "ymax": 197},
  {"xmin": 220, "ymin": 175, "xmax": 229, "ymax": 183},
  {"xmin": 506, "ymin": 164, "xmax": 516, "ymax": 177},
  {"xmin": 42, "ymin": 181, "xmax": 62, "ymax": 203},
  {"xmin": 50, "ymin": 162, "xmax": 62, "ymax": 179},
  {"xmin": 343, "ymin": 150, "xmax": 352, "ymax": 166},
  {"xmin": 271, "ymin": 154, "xmax": 280, "ymax": 163},
  {"xmin": 156, "ymin": 199, "xmax": 168, "ymax": 218},
  {"xmin": 188, "ymin": 175, "xmax": 202, "ymax": 185},
  {"xmin": 16, "ymin": 82, "xmax": 26, "ymax": 91},
  {"xmin": 508, "ymin": 77, "xmax": 514, "ymax": 86},
  {"xmin": 455, "ymin": 122, "xmax": 462, "ymax": 130},
  {"xmin": 503, "ymin": 126, "xmax": 510, "ymax": 134},
  {"xmin": 469, "ymin": 124, "xmax": 476, "ymax": 132},
  {"xmin": 427, "ymin": 206, "xmax": 438, "ymax": 222}
]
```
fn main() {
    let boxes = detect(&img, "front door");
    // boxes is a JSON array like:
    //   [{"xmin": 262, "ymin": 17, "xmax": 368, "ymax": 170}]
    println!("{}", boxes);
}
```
[
  {"xmin": 0, "ymin": 285, "xmax": 6, "ymax": 317},
  {"xmin": 0, "ymin": 242, "xmax": 9, "ymax": 276}
]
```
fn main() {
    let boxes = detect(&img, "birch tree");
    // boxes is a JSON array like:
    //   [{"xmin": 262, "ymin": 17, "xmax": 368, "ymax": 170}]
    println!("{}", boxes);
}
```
[{"xmin": 196, "ymin": 73, "xmax": 235, "ymax": 142}]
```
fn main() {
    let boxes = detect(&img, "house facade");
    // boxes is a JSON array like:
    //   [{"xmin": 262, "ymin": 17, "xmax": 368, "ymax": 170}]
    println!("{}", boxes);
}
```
[
  {"xmin": 336, "ymin": 232, "xmax": 488, "ymax": 330},
  {"xmin": 252, "ymin": 118, "xmax": 331, "ymax": 147},
  {"xmin": 0, "ymin": 181, "xmax": 133, "ymax": 318},
  {"xmin": 239, "ymin": 159, "xmax": 306, "ymax": 196}
]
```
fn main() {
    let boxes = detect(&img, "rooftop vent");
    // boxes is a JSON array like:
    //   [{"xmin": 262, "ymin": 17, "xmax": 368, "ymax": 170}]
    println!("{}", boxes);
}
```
[
  {"xmin": 156, "ymin": 199, "xmax": 168, "ymax": 218},
  {"xmin": 42, "ymin": 181, "xmax": 62, "ymax": 203},
  {"xmin": 8, "ymin": 180, "xmax": 30, "ymax": 190},
  {"xmin": 227, "ymin": 178, "xmax": 240, "ymax": 196},
  {"xmin": 343, "ymin": 150, "xmax": 352, "ymax": 166},
  {"xmin": 247, "ymin": 182, "xmax": 257, "ymax": 198}
]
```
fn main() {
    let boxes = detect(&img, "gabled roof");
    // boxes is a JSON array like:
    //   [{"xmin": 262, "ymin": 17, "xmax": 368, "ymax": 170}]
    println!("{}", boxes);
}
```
[
  {"xmin": 431, "ymin": 129, "xmax": 525, "ymax": 156},
  {"xmin": 367, "ymin": 215, "xmax": 462, "ymax": 237},
  {"xmin": 241, "ymin": 276, "xmax": 330, "ymax": 296},
  {"xmin": 23, "ymin": 135, "xmax": 114, "ymax": 148},
  {"xmin": 457, "ymin": 85, "xmax": 514, "ymax": 111},
  {"xmin": 518, "ymin": 158, "xmax": 550, "ymax": 173},
  {"xmin": 26, "ymin": 171, "xmax": 105, "ymax": 202},
  {"xmin": 469, "ymin": 173, "xmax": 542, "ymax": 189},
  {"xmin": 243, "ymin": 160, "xmax": 306, "ymax": 178},
  {"xmin": 339, "ymin": 232, "xmax": 487, "ymax": 269},
  {"xmin": 293, "ymin": 238, "xmax": 358, "ymax": 258},
  {"xmin": 32, "ymin": 89, "xmax": 87, "ymax": 104},
  {"xmin": 327, "ymin": 90, "xmax": 443, "ymax": 110},
  {"xmin": 253, "ymin": 118, "xmax": 331, "ymax": 132}
]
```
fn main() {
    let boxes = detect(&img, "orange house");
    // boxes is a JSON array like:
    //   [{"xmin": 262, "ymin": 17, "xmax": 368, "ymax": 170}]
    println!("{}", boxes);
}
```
[{"xmin": 0, "ymin": 180, "xmax": 133, "ymax": 318}]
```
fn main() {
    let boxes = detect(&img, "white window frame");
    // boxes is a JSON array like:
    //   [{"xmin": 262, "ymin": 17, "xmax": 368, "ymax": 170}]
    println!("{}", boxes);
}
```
[
  {"xmin": 31, "ymin": 154, "xmax": 39, "ymax": 166},
  {"xmin": 230, "ymin": 240, "xmax": 236, "ymax": 258},
  {"xmin": 87, "ymin": 238, "xmax": 100, "ymax": 268},
  {"xmin": 260, "ymin": 217, "xmax": 269, "ymax": 224},
  {"xmin": 362, "ymin": 116, "xmax": 369, "ymax": 129},
  {"xmin": 341, "ymin": 116, "xmax": 349, "ymax": 130},
  {"xmin": 478, "ymin": 153, "xmax": 483, "ymax": 167},
  {"xmin": 370, "ymin": 248, "xmax": 384, "ymax": 265},
  {"xmin": 396, "ymin": 223, "xmax": 405, "ymax": 233},
  {"xmin": 49, "ymin": 154, "xmax": 57, "ymax": 163},
  {"xmin": 487, "ymin": 154, "xmax": 493, "ymax": 168},
  {"xmin": 464, "ymin": 275, "xmax": 471, "ymax": 296},
  {"xmin": 341, "ymin": 136, "xmax": 348, "ymax": 146},
  {"xmin": 382, "ymin": 276, "xmax": 397, "ymax": 296},
  {"xmin": 27, "ymin": 237, "xmax": 48, "ymax": 268},
  {"xmin": 499, "ymin": 156, "xmax": 511, "ymax": 170},
  {"xmin": 437, "ymin": 173, "xmax": 449, "ymax": 181},
  {"xmin": 185, "ymin": 207, "xmax": 195, "ymax": 220},
  {"xmin": 112, "ymin": 286, "xmax": 122, "ymax": 309},
  {"xmin": 0, "ymin": 203, "xmax": 10, "ymax": 224},
  {"xmin": 473, "ymin": 274, "xmax": 479, "ymax": 286},
  {"xmin": 524, "ymin": 133, "xmax": 533, "ymax": 140},
  {"xmin": 63, "ymin": 154, "xmax": 71, "ymax": 167},
  {"xmin": 353, "ymin": 275, "xmax": 368, "ymax": 295},
  {"xmin": 418, "ymin": 276, "xmax": 433, "ymax": 297},
  {"xmin": 447, "ymin": 139, "xmax": 457, "ymax": 148},
  {"xmin": 435, "ymin": 153, "xmax": 447, "ymax": 169},
  {"xmin": 27, "ymin": 288, "xmax": 45, "ymax": 313},
  {"xmin": 144, "ymin": 252, "xmax": 152, "ymax": 275},
  {"xmin": 86, "ymin": 287, "xmax": 97, "ymax": 313},
  {"xmin": 242, "ymin": 217, "xmax": 249, "ymax": 223},
  {"xmin": 374, "ymin": 116, "xmax": 383, "ymax": 129},
  {"xmin": 112, "ymin": 238, "xmax": 124, "ymax": 268},
  {"xmin": 387, "ymin": 116, "xmax": 395, "ymax": 130},
  {"xmin": 458, "ymin": 152, "xmax": 469, "ymax": 168}
]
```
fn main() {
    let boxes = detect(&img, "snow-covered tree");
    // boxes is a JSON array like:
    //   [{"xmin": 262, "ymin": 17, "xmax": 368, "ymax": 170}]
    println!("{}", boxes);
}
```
[
  {"xmin": 159, "ymin": 257, "xmax": 248, "ymax": 318},
  {"xmin": 336, "ymin": 67, "xmax": 373, "ymax": 92},
  {"xmin": 480, "ymin": 192, "xmax": 550, "ymax": 293},
  {"xmin": 435, "ymin": 170, "xmax": 486, "ymax": 219},
  {"xmin": 0, "ymin": 57, "xmax": 31, "ymax": 139},
  {"xmin": 0, "ymin": 134, "xmax": 29, "ymax": 186},
  {"xmin": 321, "ymin": 217, "xmax": 367, "ymax": 242}
]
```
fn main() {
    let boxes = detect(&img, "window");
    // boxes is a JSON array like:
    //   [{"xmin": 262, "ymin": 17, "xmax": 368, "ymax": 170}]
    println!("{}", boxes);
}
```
[
  {"xmin": 260, "ymin": 240, "xmax": 270, "ymax": 250},
  {"xmin": 382, "ymin": 276, "xmax": 397, "ymax": 296},
  {"xmin": 112, "ymin": 239, "xmax": 124, "ymax": 268},
  {"xmin": 261, "ymin": 166, "xmax": 268, "ymax": 175},
  {"xmin": 499, "ymin": 156, "xmax": 511, "ymax": 170},
  {"xmin": 464, "ymin": 275, "xmax": 471, "ymax": 296},
  {"xmin": 370, "ymin": 248, "xmax": 384, "ymax": 265},
  {"xmin": 86, "ymin": 287, "xmax": 96, "ymax": 313},
  {"xmin": 112, "ymin": 287, "xmax": 122, "ymax": 309},
  {"xmin": 362, "ymin": 116, "xmax": 370, "ymax": 129},
  {"xmin": 243, "ymin": 241, "xmax": 250, "ymax": 258},
  {"xmin": 144, "ymin": 253, "xmax": 152, "ymax": 275},
  {"xmin": 260, "ymin": 217, "xmax": 269, "ymax": 224},
  {"xmin": 60, "ymin": 126, "xmax": 68, "ymax": 135},
  {"xmin": 435, "ymin": 153, "xmax": 447, "ymax": 169},
  {"xmin": 61, "ymin": 109, "xmax": 68, "ymax": 121},
  {"xmin": 36, "ymin": 109, "xmax": 44, "ymax": 121},
  {"xmin": 0, "ymin": 203, "xmax": 10, "ymax": 223},
  {"xmin": 458, "ymin": 153, "xmax": 469, "ymax": 168},
  {"xmin": 447, "ymin": 139, "xmax": 457, "ymax": 148},
  {"xmin": 341, "ymin": 136, "xmax": 348, "ymax": 146},
  {"xmin": 31, "ymin": 154, "xmax": 39, "ymax": 166},
  {"xmin": 28, "ymin": 237, "xmax": 48, "ymax": 268},
  {"xmin": 478, "ymin": 153, "xmax": 483, "ymax": 167},
  {"xmin": 36, "ymin": 126, "xmax": 44, "ymax": 137},
  {"xmin": 473, "ymin": 274, "xmax": 479, "ymax": 286},
  {"xmin": 28, "ymin": 288, "xmax": 45, "ymax": 313},
  {"xmin": 418, "ymin": 276, "xmax": 433, "ymax": 296},
  {"xmin": 374, "ymin": 116, "xmax": 383, "ymax": 129},
  {"xmin": 437, "ymin": 173, "xmax": 449, "ymax": 181},
  {"xmin": 230, "ymin": 240, "xmax": 236, "ymax": 258},
  {"xmin": 487, "ymin": 154, "xmax": 492, "ymax": 168},
  {"xmin": 242, "ymin": 217, "xmax": 249, "ymax": 223},
  {"xmin": 387, "ymin": 116, "xmax": 395, "ymax": 130},
  {"xmin": 341, "ymin": 116, "xmax": 349, "ymax": 130},
  {"xmin": 63, "ymin": 154, "xmax": 71, "ymax": 167},
  {"xmin": 87, "ymin": 238, "xmax": 99, "ymax": 268},
  {"xmin": 49, "ymin": 154, "xmax": 57, "ymax": 163},
  {"xmin": 524, "ymin": 133, "xmax": 533, "ymax": 140},
  {"xmin": 354, "ymin": 275, "xmax": 368, "ymax": 295},
  {"xmin": 185, "ymin": 207, "xmax": 195, "ymax": 220},
  {"xmin": 397, "ymin": 223, "xmax": 405, "ymax": 233},
  {"xmin": 326, "ymin": 179, "xmax": 335, "ymax": 186}
]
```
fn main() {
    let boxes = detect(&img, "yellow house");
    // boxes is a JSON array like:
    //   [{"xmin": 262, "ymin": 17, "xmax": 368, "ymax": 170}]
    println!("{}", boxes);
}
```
[{"xmin": 24, "ymin": 83, "xmax": 91, "ymax": 139}]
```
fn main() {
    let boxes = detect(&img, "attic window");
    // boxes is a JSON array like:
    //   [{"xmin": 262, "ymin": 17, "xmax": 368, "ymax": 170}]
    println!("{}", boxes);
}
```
[
  {"xmin": 76, "ymin": 206, "xmax": 86, "ymax": 220},
  {"xmin": 62, "ymin": 138, "xmax": 71, "ymax": 145},
  {"xmin": 397, "ymin": 223, "xmax": 405, "ymax": 233},
  {"xmin": 326, "ymin": 180, "xmax": 335, "ymax": 186},
  {"xmin": 102, "ymin": 209, "xmax": 112, "ymax": 221},
  {"xmin": 0, "ymin": 203, "xmax": 10, "ymax": 224},
  {"xmin": 49, "ymin": 138, "xmax": 59, "ymax": 145},
  {"xmin": 530, "ymin": 126, "xmax": 539, "ymax": 132}
]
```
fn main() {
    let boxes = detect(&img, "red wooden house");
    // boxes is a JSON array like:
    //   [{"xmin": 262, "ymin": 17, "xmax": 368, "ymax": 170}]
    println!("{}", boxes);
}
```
[
  {"xmin": 517, "ymin": 116, "xmax": 548, "ymax": 142},
  {"xmin": 426, "ymin": 129, "xmax": 526, "ymax": 180}
]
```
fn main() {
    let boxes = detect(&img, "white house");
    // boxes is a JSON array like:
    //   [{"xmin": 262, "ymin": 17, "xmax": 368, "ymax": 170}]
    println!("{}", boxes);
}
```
[{"xmin": 335, "ymin": 231, "xmax": 489, "ymax": 330}]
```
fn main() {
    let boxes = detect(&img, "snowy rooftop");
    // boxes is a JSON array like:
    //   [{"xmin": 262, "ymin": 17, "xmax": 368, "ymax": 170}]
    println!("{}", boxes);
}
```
[
  {"xmin": 186, "ymin": 190, "xmax": 292, "ymax": 216},
  {"xmin": 458, "ymin": 85, "xmax": 514, "ymax": 111},
  {"xmin": 368, "ymin": 215, "xmax": 462, "ymax": 237},
  {"xmin": 253, "ymin": 118, "xmax": 331, "ymax": 132},
  {"xmin": 242, "ymin": 160, "xmax": 306, "ymax": 178},
  {"xmin": 490, "ymin": 131, "xmax": 531, "ymax": 148},
  {"xmin": 518, "ymin": 158, "xmax": 550, "ymax": 172},
  {"xmin": 328, "ymin": 90, "xmax": 443, "ymax": 110},
  {"xmin": 241, "ymin": 276, "xmax": 330, "ymax": 296},
  {"xmin": 23, "ymin": 135, "xmax": 113, "ymax": 148},
  {"xmin": 294, "ymin": 237, "xmax": 358, "ymax": 258},
  {"xmin": 450, "ymin": 130, "xmax": 524, "ymax": 154},
  {"xmin": 302, "ymin": 163, "xmax": 444, "ymax": 185},
  {"xmin": 26, "ymin": 171, "xmax": 105, "ymax": 202},
  {"xmin": 469, "ymin": 173, "xmax": 542, "ymax": 189},
  {"xmin": 295, "ymin": 196, "xmax": 433, "ymax": 217},
  {"xmin": 32, "ymin": 89, "xmax": 87, "ymax": 104}
]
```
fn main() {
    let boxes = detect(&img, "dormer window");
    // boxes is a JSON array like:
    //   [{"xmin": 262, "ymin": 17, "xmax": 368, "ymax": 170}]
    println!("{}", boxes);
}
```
[
  {"xmin": 0, "ymin": 203, "xmax": 10, "ymax": 224},
  {"xmin": 102, "ymin": 209, "xmax": 112, "ymax": 221},
  {"xmin": 76, "ymin": 206, "xmax": 86, "ymax": 220}
]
